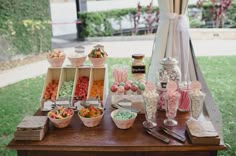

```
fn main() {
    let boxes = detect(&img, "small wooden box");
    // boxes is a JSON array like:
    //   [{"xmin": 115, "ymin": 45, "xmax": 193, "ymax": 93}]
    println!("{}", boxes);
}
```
[
  {"xmin": 186, "ymin": 119, "xmax": 220, "ymax": 145},
  {"xmin": 14, "ymin": 116, "xmax": 48, "ymax": 141}
]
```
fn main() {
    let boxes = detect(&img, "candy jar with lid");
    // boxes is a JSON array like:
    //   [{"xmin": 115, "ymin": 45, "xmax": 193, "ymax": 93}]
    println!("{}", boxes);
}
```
[
  {"xmin": 131, "ymin": 54, "xmax": 146, "ymax": 83},
  {"xmin": 158, "ymin": 57, "xmax": 181, "ymax": 83}
]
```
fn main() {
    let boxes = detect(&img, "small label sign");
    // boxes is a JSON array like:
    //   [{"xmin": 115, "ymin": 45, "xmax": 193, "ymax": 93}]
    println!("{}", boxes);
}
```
[{"xmin": 132, "ymin": 65, "xmax": 146, "ymax": 74}]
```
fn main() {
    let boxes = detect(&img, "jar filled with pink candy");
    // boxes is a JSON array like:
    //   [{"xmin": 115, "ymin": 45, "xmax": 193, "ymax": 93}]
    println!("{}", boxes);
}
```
[
  {"xmin": 163, "ymin": 81, "xmax": 181, "ymax": 127},
  {"xmin": 178, "ymin": 82, "xmax": 191, "ymax": 112}
]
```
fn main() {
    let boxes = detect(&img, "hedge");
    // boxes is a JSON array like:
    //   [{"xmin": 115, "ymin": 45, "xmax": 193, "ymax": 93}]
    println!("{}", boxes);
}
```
[
  {"xmin": 78, "ymin": 3, "xmax": 236, "ymax": 38},
  {"xmin": 78, "ymin": 7, "xmax": 159, "ymax": 38},
  {"xmin": 0, "ymin": 0, "xmax": 51, "ymax": 58}
]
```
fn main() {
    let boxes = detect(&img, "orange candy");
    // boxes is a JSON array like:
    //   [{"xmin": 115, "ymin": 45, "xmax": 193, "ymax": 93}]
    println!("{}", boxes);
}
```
[
  {"xmin": 43, "ymin": 80, "xmax": 59, "ymax": 101},
  {"xmin": 89, "ymin": 80, "xmax": 104, "ymax": 100}
]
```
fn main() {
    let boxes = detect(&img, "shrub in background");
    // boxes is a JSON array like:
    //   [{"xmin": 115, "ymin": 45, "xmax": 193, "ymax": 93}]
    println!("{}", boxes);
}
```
[
  {"xmin": 78, "ymin": 3, "xmax": 236, "ymax": 38},
  {"xmin": 0, "ymin": 0, "xmax": 51, "ymax": 59}
]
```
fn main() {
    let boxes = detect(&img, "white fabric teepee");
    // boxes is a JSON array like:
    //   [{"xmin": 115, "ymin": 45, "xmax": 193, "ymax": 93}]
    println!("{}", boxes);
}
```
[
  {"xmin": 147, "ymin": 0, "xmax": 197, "ymax": 83},
  {"xmin": 147, "ymin": 0, "xmax": 224, "ymax": 141}
]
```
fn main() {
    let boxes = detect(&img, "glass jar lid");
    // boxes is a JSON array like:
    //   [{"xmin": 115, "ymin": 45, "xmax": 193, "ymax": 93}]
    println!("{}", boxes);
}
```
[
  {"xmin": 132, "ymin": 54, "xmax": 145, "ymax": 59},
  {"xmin": 160, "ymin": 57, "xmax": 178, "ymax": 65}
]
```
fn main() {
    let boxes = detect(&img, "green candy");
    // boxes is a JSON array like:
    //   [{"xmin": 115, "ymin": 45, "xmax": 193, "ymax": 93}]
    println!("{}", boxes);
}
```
[
  {"xmin": 59, "ymin": 80, "xmax": 74, "ymax": 97},
  {"xmin": 114, "ymin": 111, "xmax": 134, "ymax": 120}
]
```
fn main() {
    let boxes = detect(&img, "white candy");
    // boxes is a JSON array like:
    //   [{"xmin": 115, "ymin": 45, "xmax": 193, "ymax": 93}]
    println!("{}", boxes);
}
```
[
  {"xmin": 189, "ymin": 90, "xmax": 205, "ymax": 120},
  {"xmin": 143, "ymin": 91, "xmax": 159, "ymax": 121}
]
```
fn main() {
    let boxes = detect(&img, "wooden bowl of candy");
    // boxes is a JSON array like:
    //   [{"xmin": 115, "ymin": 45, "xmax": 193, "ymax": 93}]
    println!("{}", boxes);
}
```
[
  {"xmin": 47, "ymin": 49, "xmax": 66, "ymax": 67},
  {"xmin": 48, "ymin": 106, "xmax": 74, "ymax": 128},
  {"xmin": 78, "ymin": 105, "xmax": 104, "ymax": 127},
  {"xmin": 111, "ymin": 109, "xmax": 137, "ymax": 129},
  {"xmin": 88, "ymin": 47, "xmax": 107, "ymax": 67}
]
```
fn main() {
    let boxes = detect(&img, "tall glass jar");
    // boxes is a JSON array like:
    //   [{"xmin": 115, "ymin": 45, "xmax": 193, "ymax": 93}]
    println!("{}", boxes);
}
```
[
  {"xmin": 158, "ymin": 57, "xmax": 181, "ymax": 84},
  {"xmin": 131, "ymin": 54, "xmax": 146, "ymax": 82}
]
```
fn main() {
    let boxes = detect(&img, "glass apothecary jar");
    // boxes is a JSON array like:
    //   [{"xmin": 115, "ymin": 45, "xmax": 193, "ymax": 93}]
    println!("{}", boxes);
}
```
[{"xmin": 158, "ymin": 57, "xmax": 181, "ymax": 84}]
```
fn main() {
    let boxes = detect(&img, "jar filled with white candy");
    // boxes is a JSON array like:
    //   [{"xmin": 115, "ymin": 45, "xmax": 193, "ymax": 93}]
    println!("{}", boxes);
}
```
[
  {"xmin": 189, "ymin": 90, "xmax": 205, "ymax": 120},
  {"xmin": 189, "ymin": 81, "xmax": 206, "ymax": 120},
  {"xmin": 142, "ymin": 82, "xmax": 159, "ymax": 129}
]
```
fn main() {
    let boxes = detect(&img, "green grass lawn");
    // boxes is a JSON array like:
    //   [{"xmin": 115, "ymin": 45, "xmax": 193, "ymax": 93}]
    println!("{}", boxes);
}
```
[{"xmin": 0, "ymin": 56, "xmax": 235, "ymax": 156}]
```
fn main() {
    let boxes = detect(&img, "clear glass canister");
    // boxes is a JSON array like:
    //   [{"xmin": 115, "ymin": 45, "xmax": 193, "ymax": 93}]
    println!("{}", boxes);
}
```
[
  {"xmin": 131, "ymin": 54, "xmax": 146, "ymax": 82},
  {"xmin": 159, "ymin": 57, "xmax": 181, "ymax": 84}
]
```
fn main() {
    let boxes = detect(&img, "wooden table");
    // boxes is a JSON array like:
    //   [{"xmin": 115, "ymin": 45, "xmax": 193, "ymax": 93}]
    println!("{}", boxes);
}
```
[{"xmin": 7, "ymin": 96, "xmax": 226, "ymax": 156}]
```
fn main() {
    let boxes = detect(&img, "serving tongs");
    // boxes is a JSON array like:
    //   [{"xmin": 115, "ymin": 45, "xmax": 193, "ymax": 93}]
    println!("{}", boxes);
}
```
[
  {"xmin": 159, "ymin": 126, "xmax": 186, "ymax": 143},
  {"xmin": 112, "ymin": 103, "xmax": 139, "ymax": 113},
  {"xmin": 145, "ymin": 128, "xmax": 170, "ymax": 144}
]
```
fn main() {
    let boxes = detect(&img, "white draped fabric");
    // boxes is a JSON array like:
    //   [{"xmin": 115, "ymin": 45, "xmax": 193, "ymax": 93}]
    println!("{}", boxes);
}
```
[
  {"xmin": 147, "ymin": 0, "xmax": 224, "ymax": 141},
  {"xmin": 147, "ymin": 0, "xmax": 197, "ymax": 83}
]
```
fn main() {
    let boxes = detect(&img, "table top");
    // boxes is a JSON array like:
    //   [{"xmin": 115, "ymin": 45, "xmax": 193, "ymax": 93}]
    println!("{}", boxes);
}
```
[{"xmin": 7, "ymin": 97, "xmax": 226, "ymax": 152}]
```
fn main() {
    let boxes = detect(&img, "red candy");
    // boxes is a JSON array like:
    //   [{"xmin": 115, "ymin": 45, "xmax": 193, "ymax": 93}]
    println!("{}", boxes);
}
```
[{"xmin": 74, "ymin": 76, "xmax": 89, "ymax": 101}]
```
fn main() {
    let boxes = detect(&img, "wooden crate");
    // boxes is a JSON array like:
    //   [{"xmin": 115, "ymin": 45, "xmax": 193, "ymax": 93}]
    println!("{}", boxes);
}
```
[
  {"xmin": 40, "ymin": 68, "xmax": 61, "ymax": 111},
  {"xmin": 14, "ymin": 116, "xmax": 48, "ymax": 141},
  {"xmin": 40, "ymin": 65, "xmax": 108, "ymax": 110}
]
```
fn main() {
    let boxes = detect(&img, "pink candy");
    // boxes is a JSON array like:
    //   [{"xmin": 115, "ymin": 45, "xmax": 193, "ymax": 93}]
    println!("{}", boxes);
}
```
[
  {"xmin": 165, "ymin": 91, "xmax": 180, "ymax": 119},
  {"xmin": 178, "ymin": 89, "xmax": 190, "ymax": 111}
]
